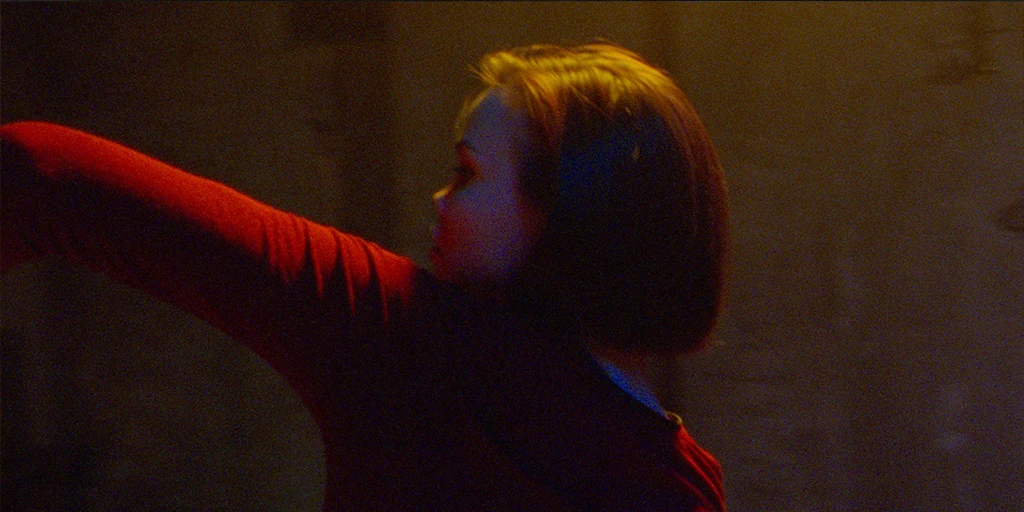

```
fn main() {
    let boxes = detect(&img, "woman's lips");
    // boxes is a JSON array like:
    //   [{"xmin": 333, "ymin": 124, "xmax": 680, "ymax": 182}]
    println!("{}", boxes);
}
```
[
  {"xmin": 429, "ymin": 225, "xmax": 443, "ymax": 267},
  {"xmin": 428, "ymin": 245, "xmax": 445, "ymax": 276}
]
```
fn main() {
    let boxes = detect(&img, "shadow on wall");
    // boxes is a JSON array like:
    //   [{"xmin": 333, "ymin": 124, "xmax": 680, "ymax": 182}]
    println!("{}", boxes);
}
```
[{"xmin": 996, "ymin": 188, "xmax": 1024, "ymax": 232}]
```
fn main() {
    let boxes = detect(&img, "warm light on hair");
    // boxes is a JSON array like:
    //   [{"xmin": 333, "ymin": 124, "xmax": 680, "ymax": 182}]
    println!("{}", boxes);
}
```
[{"xmin": 463, "ymin": 43, "xmax": 730, "ymax": 354}]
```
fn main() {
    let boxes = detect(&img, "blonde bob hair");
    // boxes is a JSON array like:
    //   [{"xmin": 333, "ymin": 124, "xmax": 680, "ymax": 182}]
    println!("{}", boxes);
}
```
[{"xmin": 459, "ymin": 43, "xmax": 730, "ymax": 354}]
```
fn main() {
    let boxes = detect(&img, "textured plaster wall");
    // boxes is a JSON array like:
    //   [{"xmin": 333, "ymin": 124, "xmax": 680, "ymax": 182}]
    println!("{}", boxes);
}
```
[{"xmin": 670, "ymin": 4, "xmax": 1023, "ymax": 510}]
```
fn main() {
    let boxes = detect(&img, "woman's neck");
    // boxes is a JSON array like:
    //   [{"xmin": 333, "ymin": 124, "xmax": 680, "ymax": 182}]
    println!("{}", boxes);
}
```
[{"xmin": 586, "ymin": 343, "xmax": 665, "ymax": 415}]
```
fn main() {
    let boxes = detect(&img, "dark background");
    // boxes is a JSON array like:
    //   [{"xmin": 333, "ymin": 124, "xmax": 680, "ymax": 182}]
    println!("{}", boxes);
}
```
[{"xmin": 2, "ymin": 2, "xmax": 1022, "ymax": 510}]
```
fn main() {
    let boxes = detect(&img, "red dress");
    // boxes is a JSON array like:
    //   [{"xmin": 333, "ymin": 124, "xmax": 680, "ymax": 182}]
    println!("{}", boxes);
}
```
[{"xmin": 1, "ymin": 121, "xmax": 726, "ymax": 511}]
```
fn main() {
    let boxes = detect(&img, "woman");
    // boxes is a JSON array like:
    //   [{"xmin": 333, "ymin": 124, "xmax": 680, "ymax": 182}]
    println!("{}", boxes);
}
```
[{"xmin": 2, "ymin": 43, "xmax": 729, "ymax": 510}]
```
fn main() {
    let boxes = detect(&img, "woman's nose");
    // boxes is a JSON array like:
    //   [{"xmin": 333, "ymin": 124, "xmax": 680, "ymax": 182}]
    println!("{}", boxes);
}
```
[{"xmin": 432, "ymin": 186, "xmax": 450, "ymax": 213}]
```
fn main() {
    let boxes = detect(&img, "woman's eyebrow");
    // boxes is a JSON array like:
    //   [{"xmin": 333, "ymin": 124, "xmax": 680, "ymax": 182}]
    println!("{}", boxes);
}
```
[{"xmin": 456, "ymin": 143, "xmax": 478, "ymax": 163}]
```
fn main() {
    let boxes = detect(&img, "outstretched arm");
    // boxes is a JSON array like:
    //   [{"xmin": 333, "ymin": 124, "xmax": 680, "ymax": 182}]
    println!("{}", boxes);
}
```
[{"xmin": 1, "ymin": 121, "xmax": 419, "ymax": 400}]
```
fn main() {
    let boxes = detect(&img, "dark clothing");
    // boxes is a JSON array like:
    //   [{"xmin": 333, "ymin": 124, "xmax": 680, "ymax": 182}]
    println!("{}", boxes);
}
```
[{"xmin": 1, "ymin": 121, "xmax": 726, "ymax": 511}]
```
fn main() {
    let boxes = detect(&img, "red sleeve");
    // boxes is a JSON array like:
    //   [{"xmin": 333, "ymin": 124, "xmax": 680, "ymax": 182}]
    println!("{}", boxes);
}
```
[{"xmin": 1, "ymin": 121, "xmax": 419, "ymax": 394}]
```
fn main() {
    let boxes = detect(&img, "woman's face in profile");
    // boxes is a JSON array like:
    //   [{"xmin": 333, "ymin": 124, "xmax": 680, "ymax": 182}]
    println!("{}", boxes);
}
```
[{"xmin": 430, "ymin": 91, "xmax": 546, "ymax": 298}]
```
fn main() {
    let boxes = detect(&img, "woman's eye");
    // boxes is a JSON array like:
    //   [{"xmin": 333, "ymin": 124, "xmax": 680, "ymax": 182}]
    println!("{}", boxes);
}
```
[{"xmin": 451, "ymin": 165, "xmax": 474, "ymax": 186}]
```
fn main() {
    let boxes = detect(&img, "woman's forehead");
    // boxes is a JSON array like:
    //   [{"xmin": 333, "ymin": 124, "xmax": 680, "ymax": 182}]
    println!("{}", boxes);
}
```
[{"xmin": 459, "ymin": 91, "xmax": 526, "ymax": 151}]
